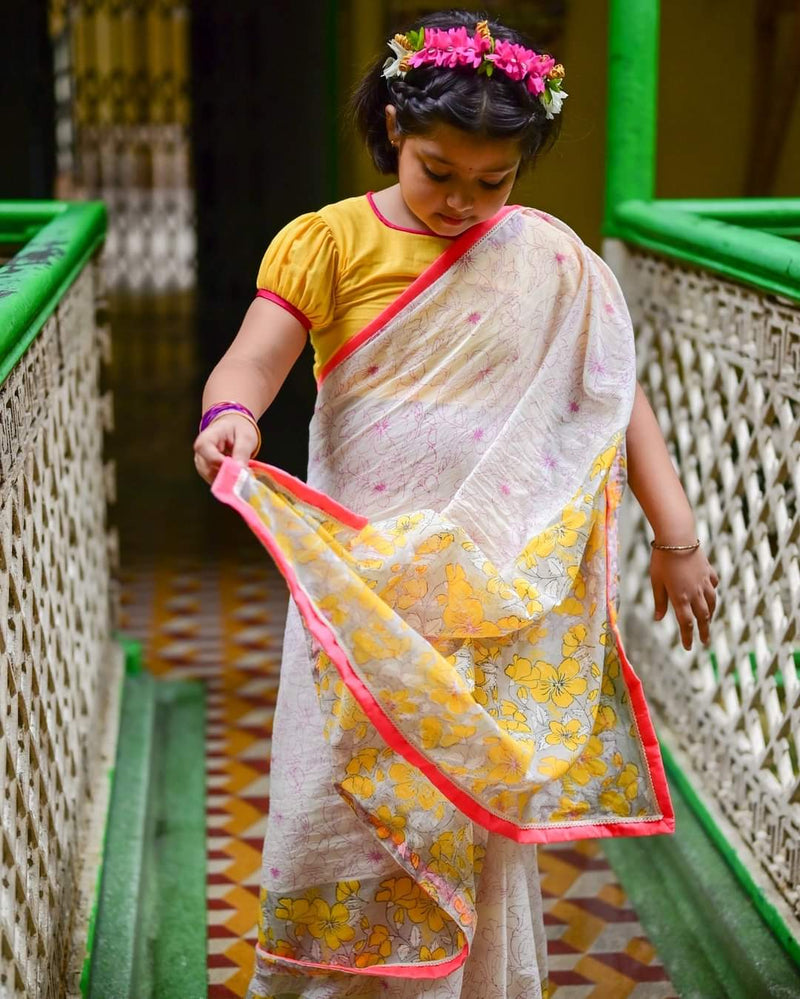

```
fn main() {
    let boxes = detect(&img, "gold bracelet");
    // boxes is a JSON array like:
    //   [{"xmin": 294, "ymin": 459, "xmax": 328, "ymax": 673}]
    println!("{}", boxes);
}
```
[{"xmin": 650, "ymin": 539, "xmax": 701, "ymax": 552}]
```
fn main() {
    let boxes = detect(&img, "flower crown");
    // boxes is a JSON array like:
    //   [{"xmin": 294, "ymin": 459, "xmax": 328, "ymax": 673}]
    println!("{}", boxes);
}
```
[{"xmin": 382, "ymin": 21, "xmax": 567, "ymax": 119}]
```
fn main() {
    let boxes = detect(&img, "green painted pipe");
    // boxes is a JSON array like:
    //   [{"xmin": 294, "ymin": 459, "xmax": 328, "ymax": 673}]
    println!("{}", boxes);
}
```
[
  {"xmin": 605, "ymin": 0, "xmax": 660, "ymax": 219},
  {"xmin": 0, "ymin": 201, "xmax": 107, "ymax": 386},
  {"xmin": 612, "ymin": 199, "xmax": 800, "ymax": 301}
]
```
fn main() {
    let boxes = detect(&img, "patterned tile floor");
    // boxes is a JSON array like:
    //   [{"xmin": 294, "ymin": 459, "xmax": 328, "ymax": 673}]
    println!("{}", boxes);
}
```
[{"xmin": 118, "ymin": 557, "xmax": 678, "ymax": 999}]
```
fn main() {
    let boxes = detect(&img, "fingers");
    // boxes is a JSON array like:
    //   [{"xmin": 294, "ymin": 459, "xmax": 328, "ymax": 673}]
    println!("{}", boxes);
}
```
[
  {"xmin": 675, "ymin": 599, "xmax": 695, "ymax": 651},
  {"xmin": 691, "ymin": 592, "xmax": 712, "ymax": 647},
  {"xmin": 231, "ymin": 423, "xmax": 255, "ymax": 465},
  {"xmin": 652, "ymin": 579, "xmax": 668, "ymax": 621}
]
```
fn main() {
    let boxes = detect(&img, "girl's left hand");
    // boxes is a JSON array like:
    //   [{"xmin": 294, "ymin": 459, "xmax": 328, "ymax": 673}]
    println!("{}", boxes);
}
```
[{"xmin": 650, "ymin": 548, "xmax": 719, "ymax": 650}]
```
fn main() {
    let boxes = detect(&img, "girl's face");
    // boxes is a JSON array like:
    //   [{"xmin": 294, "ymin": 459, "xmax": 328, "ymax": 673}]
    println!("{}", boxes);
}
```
[{"xmin": 386, "ymin": 107, "xmax": 521, "ymax": 237}]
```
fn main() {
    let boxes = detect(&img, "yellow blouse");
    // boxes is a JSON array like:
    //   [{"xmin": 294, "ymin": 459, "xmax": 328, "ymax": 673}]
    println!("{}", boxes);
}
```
[{"xmin": 256, "ymin": 194, "xmax": 451, "ymax": 378}]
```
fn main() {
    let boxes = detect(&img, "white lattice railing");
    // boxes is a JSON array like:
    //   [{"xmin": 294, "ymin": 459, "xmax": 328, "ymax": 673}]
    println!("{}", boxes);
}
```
[
  {"xmin": 0, "ymin": 214, "xmax": 121, "ymax": 997},
  {"xmin": 608, "ymin": 240, "xmax": 800, "ymax": 929}
]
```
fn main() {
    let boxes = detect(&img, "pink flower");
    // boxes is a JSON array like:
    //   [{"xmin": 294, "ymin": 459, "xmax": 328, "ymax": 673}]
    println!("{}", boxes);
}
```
[
  {"xmin": 500, "ymin": 483, "xmax": 511, "ymax": 496},
  {"xmin": 409, "ymin": 26, "xmax": 489, "ymax": 71},
  {"xmin": 467, "ymin": 311, "xmax": 482, "ymax": 323},
  {"xmin": 487, "ymin": 40, "xmax": 530, "ymax": 81},
  {"xmin": 526, "ymin": 74, "xmax": 546, "ymax": 96}
]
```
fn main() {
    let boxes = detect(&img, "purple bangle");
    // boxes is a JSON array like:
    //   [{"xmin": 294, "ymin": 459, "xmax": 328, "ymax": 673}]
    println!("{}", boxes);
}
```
[{"xmin": 199, "ymin": 401, "xmax": 257, "ymax": 433}]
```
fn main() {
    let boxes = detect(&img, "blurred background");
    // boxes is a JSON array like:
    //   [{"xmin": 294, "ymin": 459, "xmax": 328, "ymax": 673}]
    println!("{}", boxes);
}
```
[
  {"xmin": 3, "ymin": 0, "xmax": 799, "ymax": 564},
  {"xmin": 2, "ymin": 4, "xmax": 799, "ymax": 997}
]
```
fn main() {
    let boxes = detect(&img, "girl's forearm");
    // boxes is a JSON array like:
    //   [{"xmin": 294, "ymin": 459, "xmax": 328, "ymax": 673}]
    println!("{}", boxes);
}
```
[
  {"xmin": 202, "ymin": 357, "xmax": 280, "ymax": 418},
  {"xmin": 200, "ymin": 297, "xmax": 307, "ymax": 418},
  {"xmin": 626, "ymin": 382, "xmax": 696, "ymax": 543}
]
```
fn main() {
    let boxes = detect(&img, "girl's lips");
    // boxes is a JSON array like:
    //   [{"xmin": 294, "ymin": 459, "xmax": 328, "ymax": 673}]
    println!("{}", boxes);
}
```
[{"xmin": 439, "ymin": 213, "xmax": 470, "ymax": 225}]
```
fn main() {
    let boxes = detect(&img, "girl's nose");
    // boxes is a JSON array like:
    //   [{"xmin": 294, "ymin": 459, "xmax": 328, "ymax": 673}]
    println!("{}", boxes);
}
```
[{"xmin": 445, "ymin": 189, "xmax": 473, "ymax": 213}]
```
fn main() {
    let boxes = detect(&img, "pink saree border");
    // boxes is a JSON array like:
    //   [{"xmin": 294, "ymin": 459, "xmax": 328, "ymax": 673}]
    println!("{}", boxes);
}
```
[
  {"xmin": 603, "ymin": 484, "xmax": 675, "ymax": 831},
  {"xmin": 212, "ymin": 459, "xmax": 674, "ymax": 845},
  {"xmin": 316, "ymin": 205, "xmax": 521, "ymax": 388},
  {"xmin": 254, "ymin": 942, "xmax": 467, "ymax": 979}
]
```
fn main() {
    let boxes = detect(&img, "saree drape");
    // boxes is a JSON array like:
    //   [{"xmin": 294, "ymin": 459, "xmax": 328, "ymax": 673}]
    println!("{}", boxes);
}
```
[{"xmin": 213, "ymin": 206, "xmax": 674, "ymax": 996}]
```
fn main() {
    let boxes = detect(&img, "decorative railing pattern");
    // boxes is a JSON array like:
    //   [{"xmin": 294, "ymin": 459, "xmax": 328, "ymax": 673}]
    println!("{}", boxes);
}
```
[
  {"xmin": 612, "ymin": 242, "xmax": 800, "ymax": 925},
  {"xmin": 0, "ymin": 207, "xmax": 120, "ymax": 997}
]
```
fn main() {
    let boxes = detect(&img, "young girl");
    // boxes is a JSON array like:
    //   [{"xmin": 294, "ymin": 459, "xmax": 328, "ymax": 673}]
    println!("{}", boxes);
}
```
[{"xmin": 194, "ymin": 11, "xmax": 718, "ymax": 998}]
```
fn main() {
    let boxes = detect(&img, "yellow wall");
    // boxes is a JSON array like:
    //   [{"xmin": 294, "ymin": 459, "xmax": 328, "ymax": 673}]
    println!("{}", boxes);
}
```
[{"xmin": 336, "ymin": 0, "xmax": 799, "ymax": 251}]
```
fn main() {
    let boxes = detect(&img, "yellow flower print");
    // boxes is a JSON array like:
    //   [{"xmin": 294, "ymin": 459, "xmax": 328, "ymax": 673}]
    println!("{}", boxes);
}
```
[
  {"xmin": 275, "ymin": 897, "xmax": 316, "ymax": 930},
  {"xmin": 367, "ymin": 924, "xmax": 392, "ymax": 958},
  {"xmin": 345, "ymin": 748, "xmax": 379, "ymax": 776},
  {"xmin": 599, "ymin": 788, "xmax": 632, "ymax": 816},
  {"xmin": 419, "ymin": 715, "xmax": 477, "ymax": 750},
  {"xmin": 413, "ymin": 532, "xmax": 455, "ymax": 560},
  {"xmin": 513, "ymin": 577, "xmax": 544, "ymax": 615},
  {"xmin": 354, "ymin": 524, "xmax": 396, "ymax": 555},
  {"xmin": 555, "ymin": 567, "xmax": 588, "ymax": 616},
  {"xmin": 591, "ymin": 442, "xmax": 618, "ymax": 479},
  {"xmin": 498, "ymin": 699, "xmax": 532, "ymax": 734},
  {"xmin": 389, "ymin": 513, "xmax": 425, "ymax": 538},
  {"xmin": 340, "ymin": 774, "xmax": 375, "ymax": 799},
  {"xmin": 335, "ymin": 881, "xmax": 361, "ymax": 903},
  {"xmin": 317, "ymin": 594, "xmax": 347, "ymax": 627},
  {"xmin": 421, "ymin": 945, "xmax": 447, "ymax": 961},
  {"xmin": 331, "ymin": 689, "xmax": 368, "ymax": 738},
  {"xmin": 307, "ymin": 898, "xmax": 356, "ymax": 950},
  {"xmin": 379, "ymin": 688, "xmax": 419, "ymax": 717},
  {"xmin": 510, "ymin": 657, "xmax": 587, "ymax": 708},
  {"xmin": 567, "ymin": 735, "xmax": 607, "ymax": 785},
  {"xmin": 467, "ymin": 842, "xmax": 486, "ymax": 875},
  {"xmin": 406, "ymin": 890, "xmax": 447, "ymax": 932},
  {"xmin": 497, "ymin": 614, "xmax": 528, "ymax": 632},
  {"xmin": 381, "ymin": 570, "xmax": 428, "ymax": 611},
  {"xmin": 538, "ymin": 755, "xmax": 571, "ymax": 780},
  {"xmin": 562, "ymin": 623, "xmax": 587, "ymax": 657},
  {"xmin": 593, "ymin": 704, "xmax": 617, "ymax": 732},
  {"xmin": 388, "ymin": 762, "xmax": 441, "ymax": 810},
  {"xmin": 549, "ymin": 796, "xmax": 591, "ymax": 822},
  {"xmin": 519, "ymin": 505, "xmax": 587, "ymax": 563},
  {"xmin": 430, "ymin": 679, "xmax": 472, "ymax": 717},
  {"xmin": 351, "ymin": 622, "xmax": 411, "ymax": 665},
  {"xmin": 485, "ymin": 736, "xmax": 532, "ymax": 783},
  {"xmin": 440, "ymin": 563, "xmax": 489, "ymax": 636},
  {"xmin": 617, "ymin": 762, "xmax": 639, "ymax": 801},
  {"xmin": 545, "ymin": 719, "xmax": 588, "ymax": 751},
  {"xmin": 370, "ymin": 805, "xmax": 406, "ymax": 845}
]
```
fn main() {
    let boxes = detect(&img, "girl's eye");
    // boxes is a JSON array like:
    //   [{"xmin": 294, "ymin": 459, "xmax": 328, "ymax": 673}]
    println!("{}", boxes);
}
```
[
  {"xmin": 480, "ymin": 178, "xmax": 507, "ymax": 190},
  {"xmin": 423, "ymin": 166, "xmax": 449, "ymax": 183}
]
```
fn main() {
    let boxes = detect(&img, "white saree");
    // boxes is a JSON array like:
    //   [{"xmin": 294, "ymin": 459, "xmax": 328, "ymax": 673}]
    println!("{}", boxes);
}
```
[{"xmin": 213, "ymin": 206, "xmax": 674, "ymax": 999}]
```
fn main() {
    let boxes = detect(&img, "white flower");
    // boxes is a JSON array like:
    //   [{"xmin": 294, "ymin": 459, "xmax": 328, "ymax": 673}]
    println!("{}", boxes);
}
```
[
  {"xmin": 541, "ymin": 86, "xmax": 568, "ymax": 119},
  {"xmin": 382, "ymin": 38, "xmax": 411, "ymax": 79}
]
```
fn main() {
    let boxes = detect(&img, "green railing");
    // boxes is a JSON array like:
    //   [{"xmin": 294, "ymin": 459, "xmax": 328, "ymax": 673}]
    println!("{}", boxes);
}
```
[
  {"xmin": 603, "ymin": 1, "xmax": 800, "ymax": 993},
  {"xmin": 0, "ymin": 201, "xmax": 206, "ymax": 998},
  {"xmin": 0, "ymin": 201, "xmax": 106, "ymax": 383},
  {"xmin": 604, "ymin": 0, "xmax": 800, "ymax": 304}
]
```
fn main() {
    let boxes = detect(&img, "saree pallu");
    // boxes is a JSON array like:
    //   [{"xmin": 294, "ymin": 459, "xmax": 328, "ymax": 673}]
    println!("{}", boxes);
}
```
[{"xmin": 214, "ymin": 206, "xmax": 674, "ymax": 998}]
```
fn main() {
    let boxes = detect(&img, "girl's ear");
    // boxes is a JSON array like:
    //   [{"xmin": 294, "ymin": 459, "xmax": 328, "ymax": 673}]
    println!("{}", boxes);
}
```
[{"xmin": 385, "ymin": 104, "xmax": 400, "ymax": 145}]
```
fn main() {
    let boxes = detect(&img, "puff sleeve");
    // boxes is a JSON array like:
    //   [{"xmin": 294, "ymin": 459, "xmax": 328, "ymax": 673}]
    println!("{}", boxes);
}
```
[{"xmin": 255, "ymin": 212, "xmax": 338, "ymax": 331}]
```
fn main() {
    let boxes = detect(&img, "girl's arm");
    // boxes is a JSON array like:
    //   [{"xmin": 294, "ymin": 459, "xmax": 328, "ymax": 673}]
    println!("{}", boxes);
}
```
[
  {"xmin": 626, "ymin": 382, "xmax": 719, "ymax": 650},
  {"xmin": 193, "ymin": 297, "xmax": 307, "ymax": 483}
]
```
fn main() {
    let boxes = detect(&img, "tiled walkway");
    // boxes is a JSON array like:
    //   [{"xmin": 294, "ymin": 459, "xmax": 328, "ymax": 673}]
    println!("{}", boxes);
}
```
[{"xmin": 118, "ymin": 558, "xmax": 677, "ymax": 999}]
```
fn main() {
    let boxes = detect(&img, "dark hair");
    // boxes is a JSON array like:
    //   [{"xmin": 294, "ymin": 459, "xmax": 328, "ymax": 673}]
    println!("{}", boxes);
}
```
[{"xmin": 352, "ymin": 9, "xmax": 562, "ymax": 174}]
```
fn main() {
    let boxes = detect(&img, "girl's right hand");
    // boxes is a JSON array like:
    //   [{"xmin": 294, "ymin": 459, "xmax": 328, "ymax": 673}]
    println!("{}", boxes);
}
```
[{"xmin": 193, "ymin": 413, "xmax": 260, "ymax": 484}]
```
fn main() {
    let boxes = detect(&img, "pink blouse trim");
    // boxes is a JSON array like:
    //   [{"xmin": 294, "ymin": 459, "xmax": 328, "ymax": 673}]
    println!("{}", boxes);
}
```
[
  {"xmin": 255, "ymin": 289, "xmax": 312, "ymax": 331},
  {"xmin": 366, "ymin": 191, "xmax": 449, "ymax": 237}
]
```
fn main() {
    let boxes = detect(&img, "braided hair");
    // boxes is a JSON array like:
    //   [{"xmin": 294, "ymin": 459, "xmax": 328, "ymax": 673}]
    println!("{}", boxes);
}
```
[{"xmin": 352, "ymin": 9, "xmax": 562, "ymax": 175}]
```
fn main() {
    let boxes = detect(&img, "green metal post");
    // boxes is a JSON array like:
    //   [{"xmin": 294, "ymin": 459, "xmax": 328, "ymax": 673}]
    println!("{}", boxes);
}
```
[{"xmin": 604, "ymin": 0, "xmax": 660, "ymax": 227}]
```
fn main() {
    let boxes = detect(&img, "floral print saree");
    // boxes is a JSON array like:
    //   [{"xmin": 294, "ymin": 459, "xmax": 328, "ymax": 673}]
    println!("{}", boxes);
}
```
[{"xmin": 213, "ymin": 206, "xmax": 674, "ymax": 998}]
